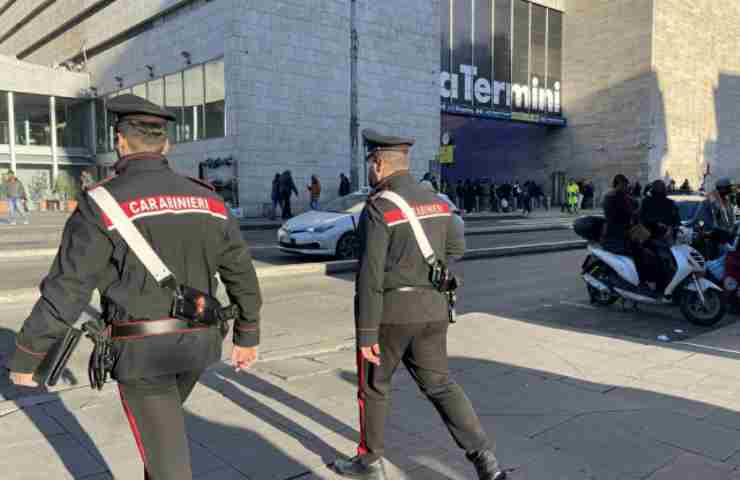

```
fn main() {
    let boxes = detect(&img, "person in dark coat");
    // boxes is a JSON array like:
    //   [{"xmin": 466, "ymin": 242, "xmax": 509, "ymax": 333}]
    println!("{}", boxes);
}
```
[
  {"xmin": 339, "ymin": 172, "xmax": 352, "ymax": 196},
  {"xmin": 602, "ymin": 174, "xmax": 635, "ymax": 255},
  {"xmin": 639, "ymin": 180, "xmax": 681, "ymax": 242},
  {"xmin": 271, "ymin": 173, "xmax": 281, "ymax": 219},
  {"xmin": 639, "ymin": 180, "xmax": 681, "ymax": 289},
  {"xmin": 464, "ymin": 179, "xmax": 474, "ymax": 213},
  {"xmin": 279, "ymin": 170, "xmax": 298, "ymax": 219},
  {"xmin": 453, "ymin": 180, "xmax": 463, "ymax": 210}
]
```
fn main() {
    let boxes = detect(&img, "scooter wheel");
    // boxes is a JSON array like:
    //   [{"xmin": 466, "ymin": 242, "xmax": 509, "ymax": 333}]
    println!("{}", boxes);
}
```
[{"xmin": 680, "ymin": 289, "xmax": 726, "ymax": 326}]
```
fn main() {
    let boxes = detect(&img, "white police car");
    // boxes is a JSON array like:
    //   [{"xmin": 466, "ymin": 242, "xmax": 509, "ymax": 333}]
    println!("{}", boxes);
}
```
[{"xmin": 277, "ymin": 188, "xmax": 463, "ymax": 259}]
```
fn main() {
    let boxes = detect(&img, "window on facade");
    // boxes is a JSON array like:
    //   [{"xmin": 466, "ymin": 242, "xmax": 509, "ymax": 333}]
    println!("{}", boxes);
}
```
[
  {"xmin": 441, "ymin": 0, "xmax": 451, "ymax": 108},
  {"xmin": 148, "ymin": 78, "xmax": 164, "ymax": 107},
  {"xmin": 473, "ymin": 0, "xmax": 493, "ymax": 108},
  {"xmin": 14, "ymin": 93, "xmax": 51, "ymax": 146},
  {"xmin": 0, "ymin": 92, "xmax": 8, "ymax": 145},
  {"xmin": 451, "ymin": 0, "xmax": 473, "ymax": 108},
  {"xmin": 547, "ymin": 9, "xmax": 563, "ymax": 114},
  {"xmin": 184, "ymin": 65, "xmax": 205, "ymax": 142},
  {"xmin": 511, "ymin": 0, "xmax": 531, "ymax": 112},
  {"xmin": 56, "ymin": 97, "xmax": 89, "ymax": 148},
  {"xmin": 530, "ymin": 3, "xmax": 547, "ymax": 111},
  {"xmin": 493, "ymin": 0, "xmax": 512, "ymax": 109},
  {"xmin": 204, "ymin": 59, "xmax": 225, "ymax": 139},
  {"xmin": 165, "ymin": 73, "xmax": 184, "ymax": 143}
]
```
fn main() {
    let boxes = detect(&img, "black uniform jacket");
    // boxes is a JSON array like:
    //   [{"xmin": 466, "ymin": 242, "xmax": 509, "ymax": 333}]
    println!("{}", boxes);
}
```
[
  {"xmin": 8, "ymin": 153, "xmax": 262, "ymax": 376},
  {"xmin": 355, "ymin": 172, "xmax": 464, "ymax": 347}
]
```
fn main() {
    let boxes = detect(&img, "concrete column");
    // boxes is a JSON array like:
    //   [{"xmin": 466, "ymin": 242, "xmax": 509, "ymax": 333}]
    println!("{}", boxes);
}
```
[
  {"xmin": 7, "ymin": 91, "xmax": 15, "ymax": 172},
  {"xmin": 24, "ymin": 120, "xmax": 30, "ymax": 146},
  {"xmin": 50, "ymin": 96, "xmax": 58, "ymax": 182}
]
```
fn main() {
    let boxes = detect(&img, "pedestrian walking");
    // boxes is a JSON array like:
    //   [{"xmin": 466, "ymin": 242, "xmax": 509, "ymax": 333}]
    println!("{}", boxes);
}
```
[
  {"xmin": 567, "ymin": 178, "xmax": 579, "ymax": 214},
  {"xmin": 279, "ymin": 170, "xmax": 298, "ymax": 219},
  {"xmin": 7, "ymin": 95, "xmax": 263, "ymax": 480},
  {"xmin": 489, "ymin": 180, "xmax": 499, "ymax": 212},
  {"xmin": 512, "ymin": 180, "xmax": 521, "ymax": 210},
  {"xmin": 307, "ymin": 174, "xmax": 321, "ymax": 210},
  {"xmin": 339, "ymin": 172, "xmax": 351, "ymax": 196},
  {"xmin": 4, "ymin": 171, "xmax": 29, "ymax": 225},
  {"xmin": 271, "ymin": 172, "xmax": 281, "ymax": 220},
  {"xmin": 455, "ymin": 179, "xmax": 464, "ymax": 210},
  {"xmin": 332, "ymin": 128, "xmax": 506, "ymax": 480}
]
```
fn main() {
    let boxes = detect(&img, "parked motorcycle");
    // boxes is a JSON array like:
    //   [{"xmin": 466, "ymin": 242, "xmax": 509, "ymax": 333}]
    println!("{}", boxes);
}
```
[{"xmin": 574, "ymin": 216, "xmax": 726, "ymax": 326}]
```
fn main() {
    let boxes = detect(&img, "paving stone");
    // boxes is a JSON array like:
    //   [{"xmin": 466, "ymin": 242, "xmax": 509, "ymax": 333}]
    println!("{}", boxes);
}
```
[
  {"xmin": 616, "ymin": 410, "xmax": 740, "ymax": 462},
  {"xmin": 312, "ymin": 349, "xmax": 356, "ymax": 370},
  {"xmin": 256, "ymin": 357, "xmax": 337, "ymax": 381},
  {"xmin": 605, "ymin": 385, "xmax": 718, "ymax": 420},
  {"xmin": 0, "ymin": 404, "xmax": 65, "ymax": 448},
  {"xmin": 645, "ymin": 452, "xmax": 739, "ymax": 480},
  {"xmin": 189, "ymin": 440, "xmax": 231, "ymax": 477},
  {"xmin": 505, "ymin": 445, "xmax": 632, "ymax": 480},
  {"xmin": 193, "ymin": 466, "xmax": 250, "ymax": 479},
  {"xmin": 706, "ymin": 408, "xmax": 740, "ymax": 435},
  {"xmin": 534, "ymin": 412, "xmax": 684, "ymax": 478},
  {"xmin": 0, "ymin": 433, "xmax": 108, "ymax": 479}
]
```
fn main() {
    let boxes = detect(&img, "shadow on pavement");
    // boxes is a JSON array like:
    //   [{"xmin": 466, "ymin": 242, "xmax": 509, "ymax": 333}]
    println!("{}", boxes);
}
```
[{"xmin": 0, "ymin": 326, "xmax": 113, "ymax": 478}]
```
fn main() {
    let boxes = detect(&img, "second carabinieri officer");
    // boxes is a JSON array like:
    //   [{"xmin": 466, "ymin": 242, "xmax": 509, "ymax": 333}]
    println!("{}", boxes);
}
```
[
  {"xmin": 7, "ymin": 94, "xmax": 262, "ymax": 480},
  {"xmin": 333, "ymin": 129, "xmax": 506, "ymax": 479}
]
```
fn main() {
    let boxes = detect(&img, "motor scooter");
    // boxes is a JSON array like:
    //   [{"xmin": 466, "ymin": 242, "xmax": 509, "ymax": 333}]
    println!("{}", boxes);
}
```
[{"xmin": 575, "ymin": 217, "xmax": 726, "ymax": 326}]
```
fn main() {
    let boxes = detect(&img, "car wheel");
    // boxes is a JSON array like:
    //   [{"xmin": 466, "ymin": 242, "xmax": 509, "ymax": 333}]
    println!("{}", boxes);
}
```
[{"xmin": 336, "ymin": 232, "xmax": 360, "ymax": 259}]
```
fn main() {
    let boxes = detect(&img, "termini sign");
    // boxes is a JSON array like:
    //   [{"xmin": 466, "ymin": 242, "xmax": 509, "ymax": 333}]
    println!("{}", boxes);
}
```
[
  {"xmin": 440, "ymin": 64, "xmax": 561, "ymax": 114},
  {"xmin": 441, "ymin": 0, "xmax": 565, "ymax": 125}
]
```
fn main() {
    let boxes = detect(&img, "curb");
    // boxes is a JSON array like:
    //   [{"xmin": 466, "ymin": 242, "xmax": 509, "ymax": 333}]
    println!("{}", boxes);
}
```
[
  {"xmin": 465, "ymin": 223, "xmax": 572, "ymax": 236},
  {"xmin": 0, "ymin": 241, "xmax": 587, "ymax": 304},
  {"xmin": 237, "ymin": 214, "xmax": 577, "ymax": 231},
  {"xmin": 0, "ymin": 224, "xmax": 574, "ymax": 261}
]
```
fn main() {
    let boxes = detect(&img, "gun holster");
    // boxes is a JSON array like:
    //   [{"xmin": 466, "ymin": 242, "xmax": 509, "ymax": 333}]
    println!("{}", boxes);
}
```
[
  {"xmin": 429, "ymin": 261, "xmax": 459, "ymax": 324},
  {"xmin": 171, "ymin": 285, "xmax": 237, "ymax": 336}
]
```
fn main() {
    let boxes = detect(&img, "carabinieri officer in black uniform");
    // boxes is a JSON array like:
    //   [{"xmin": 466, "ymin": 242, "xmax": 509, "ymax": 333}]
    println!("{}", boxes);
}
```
[
  {"xmin": 333, "ymin": 129, "xmax": 505, "ymax": 480},
  {"xmin": 7, "ymin": 94, "xmax": 262, "ymax": 480}
]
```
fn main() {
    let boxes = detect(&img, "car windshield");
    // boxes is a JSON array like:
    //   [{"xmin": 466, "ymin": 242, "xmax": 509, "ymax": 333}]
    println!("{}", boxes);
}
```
[
  {"xmin": 322, "ymin": 194, "xmax": 367, "ymax": 213},
  {"xmin": 675, "ymin": 200, "xmax": 703, "ymax": 222}
]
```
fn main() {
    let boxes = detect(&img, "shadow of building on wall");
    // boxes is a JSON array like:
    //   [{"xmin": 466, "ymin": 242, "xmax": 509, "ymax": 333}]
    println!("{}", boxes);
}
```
[
  {"xmin": 702, "ymin": 73, "xmax": 740, "ymax": 191},
  {"xmin": 540, "ymin": 70, "xmax": 667, "ymax": 205}
]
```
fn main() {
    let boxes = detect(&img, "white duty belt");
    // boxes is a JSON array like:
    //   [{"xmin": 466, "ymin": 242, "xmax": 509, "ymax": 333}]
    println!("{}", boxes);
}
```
[
  {"xmin": 378, "ymin": 190, "xmax": 437, "ymax": 266},
  {"xmin": 87, "ymin": 186, "xmax": 175, "ymax": 285}
]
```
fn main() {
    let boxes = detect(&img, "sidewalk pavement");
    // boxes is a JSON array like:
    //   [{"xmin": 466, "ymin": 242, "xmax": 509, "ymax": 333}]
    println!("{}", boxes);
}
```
[{"xmin": 4, "ymin": 309, "xmax": 740, "ymax": 479}]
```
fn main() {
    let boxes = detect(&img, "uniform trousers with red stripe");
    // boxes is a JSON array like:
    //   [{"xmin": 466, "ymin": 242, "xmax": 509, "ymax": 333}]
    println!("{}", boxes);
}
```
[
  {"xmin": 356, "ymin": 322, "xmax": 493, "ymax": 464},
  {"xmin": 118, "ymin": 369, "xmax": 204, "ymax": 480}
]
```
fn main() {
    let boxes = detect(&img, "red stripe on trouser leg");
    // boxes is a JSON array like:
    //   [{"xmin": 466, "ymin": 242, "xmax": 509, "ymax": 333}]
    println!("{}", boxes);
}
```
[
  {"xmin": 118, "ymin": 386, "xmax": 150, "ymax": 473},
  {"xmin": 356, "ymin": 349, "xmax": 369, "ymax": 456}
]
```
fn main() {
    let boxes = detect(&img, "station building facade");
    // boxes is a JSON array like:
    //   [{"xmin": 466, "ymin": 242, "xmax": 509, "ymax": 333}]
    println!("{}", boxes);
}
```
[
  {"xmin": 441, "ymin": 0, "xmax": 740, "ymax": 202},
  {"xmin": 2, "ymin": 0, "xmax": 739, "ymax": 210},
  {"xmin": 0, "ymin": 0, "xmax": 439, "ymax": 215}
]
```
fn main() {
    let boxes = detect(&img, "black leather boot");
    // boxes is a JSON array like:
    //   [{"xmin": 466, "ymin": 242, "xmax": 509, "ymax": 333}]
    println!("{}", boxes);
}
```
[
  {"xmin": 333, "ymin": 455, "xmax": 389, "ymax": 480},
  {"xmin": 467, "ymin": 450, "xmax": 506, "ymax": 480}
]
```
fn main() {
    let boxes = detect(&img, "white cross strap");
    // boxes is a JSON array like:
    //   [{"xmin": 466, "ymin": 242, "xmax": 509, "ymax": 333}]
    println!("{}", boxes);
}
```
[
  {"xmin": 379, "ymin": 190, "xmax": 436, "ymax": 265},
  {"xmin": 87, "ymin": 186, "xmax": 174, "ymax": 284}
]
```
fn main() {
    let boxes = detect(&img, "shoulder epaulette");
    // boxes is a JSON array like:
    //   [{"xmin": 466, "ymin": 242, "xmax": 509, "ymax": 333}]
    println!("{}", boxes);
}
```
[{"xmin": 187, "ymin": 176, "xmax": 216, "ymax": 191}]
